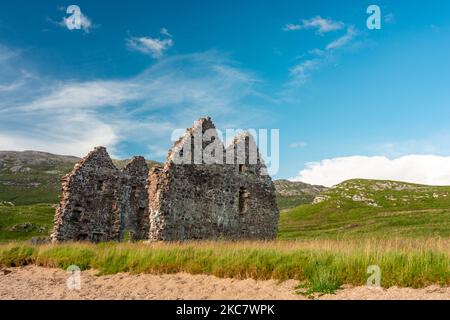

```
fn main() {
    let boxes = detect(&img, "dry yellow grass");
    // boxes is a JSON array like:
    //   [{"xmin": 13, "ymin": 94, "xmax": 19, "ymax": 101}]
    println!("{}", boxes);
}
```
[{"xmin": 1, "ymin": 237, "xmax": 448, "ymax": 295}]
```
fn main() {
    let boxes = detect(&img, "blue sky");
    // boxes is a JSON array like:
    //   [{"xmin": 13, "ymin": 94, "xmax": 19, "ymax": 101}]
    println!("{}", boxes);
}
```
[{"xmin": 1, "ymin": 1, "xmax": 450, "ymax": 185}]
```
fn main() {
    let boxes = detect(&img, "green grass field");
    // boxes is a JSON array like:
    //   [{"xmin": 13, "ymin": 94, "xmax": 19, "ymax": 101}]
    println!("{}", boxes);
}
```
[
  {"xmin": 0, "ymin": 162, "xmax": 73, "ymax": 205},
  {"xmin": 0, "ymin": 239, "xmax": 448, "ymax": 294},
  {"xmin": 1, "ymin": 174, "xmax": 449, "ymax": 294},
  {"xmin": 0, "ymin": 204, "xmax": 54, "ymax": 242}
]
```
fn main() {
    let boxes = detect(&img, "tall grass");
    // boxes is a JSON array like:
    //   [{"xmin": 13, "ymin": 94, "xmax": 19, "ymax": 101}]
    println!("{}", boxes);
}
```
[{"xmin": 0, "ymin": 239, "xmax": 448, "ymax": 290}]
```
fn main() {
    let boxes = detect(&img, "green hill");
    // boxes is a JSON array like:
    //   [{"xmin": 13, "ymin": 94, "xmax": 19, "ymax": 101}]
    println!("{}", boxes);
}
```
[
  {"xmin": 0, "ymin": 151, "xmax": 160, "ymax": 242},
  {"xmin": 274, "ymin": 179, "xmax": 327, "ymax": 210},
  {"xmin": 1, "ymin": 151, "xmax": 449, "ymax": 243},
  {"xmin": 0, "ymin": 151, "xmax": 160, "ymax": 205},
  {"xmin": 278, "ymin": 179, "xmax": 450, "ymax": 239},
  {"xmin": 0, "ymin": 151, "xmax": 80, "ymax": 205}
]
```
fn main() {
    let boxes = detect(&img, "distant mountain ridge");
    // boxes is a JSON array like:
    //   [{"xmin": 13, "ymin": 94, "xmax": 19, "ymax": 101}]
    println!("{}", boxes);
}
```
[{"xmin": 0, "ymin": 150, "xmax": 160, "ymax": 205}]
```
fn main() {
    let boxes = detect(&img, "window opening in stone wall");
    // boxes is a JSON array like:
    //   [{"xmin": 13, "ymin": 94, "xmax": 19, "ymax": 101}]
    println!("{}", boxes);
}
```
[
  {"xmin": 239, "ymin": 164, "xmax": 248, "ymax": 173},
  {"xmin": 77, "ymin": 233, "xmax": 88, "ymax": 241},
  {"xmin": 190, "ymin": 134, "xmax": 195, "ymax": 164},
  {"xmin": 239, "ymin": 187, "xmax": 249, "ymax": 214},
  {"xmin": 70, "ymin": 209, "xmax": 82, "ymax": 222}
]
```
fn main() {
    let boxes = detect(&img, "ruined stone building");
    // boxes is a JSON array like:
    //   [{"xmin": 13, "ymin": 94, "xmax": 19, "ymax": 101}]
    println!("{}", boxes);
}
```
[
  {"xmin": 51, "ymin": 149, "xmax": 149, "ymax": 242},
  {"xmin": 51, "ymin": 117, "xmax": 279, "ymax": 242}
]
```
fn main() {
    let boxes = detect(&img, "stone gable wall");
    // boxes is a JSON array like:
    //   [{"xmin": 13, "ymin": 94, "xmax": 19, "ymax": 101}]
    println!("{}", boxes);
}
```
[
  {"xmin": 148, "ymin": 117, "xmax": 279, "ymax": 241},
  {"xmin": 52, "ymin": 149, "xmax": 150, "ymax": 242},
  {"xmin": 52, "ymin": 117, "xmax": 279, "ymax": 242},
  {"xmin": 51, "ymin": 147, "xmax": 121, "ymax": 242}
]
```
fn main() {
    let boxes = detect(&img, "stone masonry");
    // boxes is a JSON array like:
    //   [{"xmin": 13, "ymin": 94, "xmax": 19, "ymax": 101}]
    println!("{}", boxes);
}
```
[
  {"xmin": 51, "ymin": 147, "xmax": 121, "ymax": 242},
  {"xmin": 148, "ymin": 117, "xmax": 279, "ymax": 240},
  {"xmin": 52, "ymin": 117, "xmax": 279, "ymax": 242},
  {"xmin": 51, "ymin": 149, "xmax": 149, "ymax": 242},
  {"xmin": 119, "ymin": 156, "xmax": 150, "ymax": 241}
]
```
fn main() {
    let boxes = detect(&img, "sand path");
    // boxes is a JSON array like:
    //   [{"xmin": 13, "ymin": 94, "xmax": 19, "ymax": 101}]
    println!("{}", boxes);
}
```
[{"xmin": 0, "ymin": 266, "xmax": 448, "ymax": 300}]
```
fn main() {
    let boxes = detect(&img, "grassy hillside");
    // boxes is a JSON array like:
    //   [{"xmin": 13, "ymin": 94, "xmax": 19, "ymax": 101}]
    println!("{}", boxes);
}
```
[
  {"xmin": 279, "ymin": 179, "xmax": 450, "ymax": 239},
  {"xmin": 0, "ymin": 151, "xmax": 160, "ymax": 205},
  {"xmin": 0, "ymin": 151, "xmax": 160, "ymax": 242},
  {"xmin": 0, "ymin": 204, "xmax": 54, "ymax": 242},
  {"xmin": 0, "ymin": 151, "xmax": 79, "ymax": 205},
  {"xmin": 274, "ymin": 179, "xmax": 327, "ymax": 210},
  {"xmin": 1, "ymin": 150, "xmax": 450, "ymax": 243}
]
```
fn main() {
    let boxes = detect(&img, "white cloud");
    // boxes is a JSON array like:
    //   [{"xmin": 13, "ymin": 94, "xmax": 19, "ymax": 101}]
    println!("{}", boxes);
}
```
[
  {"xmin": 283, "ymin": 16, "xmax": 344, "ymax": 34},
  {"xmin": 289, "ymin": 141, "xmax": 307, "ymax": 148},
  {"xmin": 160, "ymin": 27, "xmax": 172, "ymax": 37},
  {"xmin": 309, "ymin": 48, "xmax": 325, "ymax": 56},
  {"xmin": 384, "ymin": 13, "xmax": 395, "ymax": 24},
  {"xmin": 283, "ymin": 24, "xmax": 302, "ymax": 31},
  {"xmin": 291, "ymin": 155, "xmax": 450, "ymax": 187},
  {"xmin": 0, "ymin": 45, "xmax": 17, "ymax": 63},
  {"xmin": 284, "ymin": 18, "xmax": 359, "ymax": 91},
  {"xmin": 290, "ymin": 59, "xmax": 320, "ymax": 77},
  {"xmin": 127, "ymin": 36, "xmax": 174, "ymax": 58},
  {"xmin": 0, "ymin": 118, "xmax": 119, "ymax": 157},
  {"xmin": 147, "ymin": 144, "xmax": 169, "ymax": 158},
  {"xmin": 326, "ymin": 26, "xmax": 357, "ymax": 50},
  {"xmin": 0, "ymin": 48, "xmax": 269, "ymax": 159},
  {"xmin": 60, "ymin": 8, "xmax": 94, "ymax": 33},
  {"xmin": 213, "ymin": 65, "xmax": 258, "ymax": 83},
  {"xmin": 0, "ymin": 80, "xmax": 24, "ymax": 92},
  {"xmin": 18, "ymin": 81, "xmax": 138, "ymax": 112}
]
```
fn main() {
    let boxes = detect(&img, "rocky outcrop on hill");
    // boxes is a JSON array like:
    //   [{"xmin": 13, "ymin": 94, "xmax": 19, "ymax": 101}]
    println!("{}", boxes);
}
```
[
  {"xmin": 0, "ymin": 151, "xmax": 80, "ymax": 173},
  {"xmin": 275, "ymin": 180, "xmax": 327, "ymax": 197},
  {"xmin": 274, "ymin": 180, "xmax": 327, "ymax": 209}
]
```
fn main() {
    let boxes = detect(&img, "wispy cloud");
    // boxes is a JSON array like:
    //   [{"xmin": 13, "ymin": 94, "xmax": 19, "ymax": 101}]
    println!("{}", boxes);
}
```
[
  {"xmin": 0, "ymin": 80, "xmax": 25, "ymax": 92},
  {"xmin": 384, "ymin": 13, "xmax": 395, "ymax": 24},
  {"xmin": 283, "ymin": 24, "xmax": 302, "ymax": 31},
  {"xmin": 127, "ymin": 36, "xmax": 174, "ymax": 58},
  {"xmin": 291, "ymin": 155, "xmax": 450, "ymax": 187},
  {"xmin": 58, "ymin": 6, "xmax": 95, "ymax": 33},
  {"xmin": 369, "ymin": 133, "xmax": 450, "ymax": 158},
  {"xmin": 290, "ymin": 59, "xmax": 320, "ymax": 77},
  {"xmin": 0, "ymin": 45, "xmax": 18, "ymax": 63},
  {"xmin": 289, "ymin": 141, "xmax": 307, "ymax": 148},
  {"xmin": 326, "ymin": 26, "xmax": 358, "ymax": 50},
  {"xmin": 283, "ymin": 16, "xmax": 344, "ymax": 34},
  {"xmin": 0, "ymin": 46, "xmax": 270, "ymax": 159},
  {"xmin": 160, "ymin": 27, "xmax": 172, "ymax": 38},
  {"xmin": 284, "ymin": 17, "xmax": 360, "ymax": 91}
]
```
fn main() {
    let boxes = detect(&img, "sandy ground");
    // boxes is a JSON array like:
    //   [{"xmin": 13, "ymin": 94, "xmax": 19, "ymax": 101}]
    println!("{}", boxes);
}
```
[{"xmin": 0, "ymin": 266, "xmax": 448, "ymax": 300}]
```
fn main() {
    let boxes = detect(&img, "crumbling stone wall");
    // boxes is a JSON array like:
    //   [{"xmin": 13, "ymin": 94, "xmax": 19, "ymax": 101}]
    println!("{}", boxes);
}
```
[
  {"xmin": 52, "ymin": 117, "xmax": 279, "ymax": 242},
  {"xmin": 119, "ymin": 156, "xmax": 149, "ymax": 241},
  {"xmin": 52, "ymin": 149, "xmax": 150, "ymax": 242},
  {"xmin": 148, "ymin": 117, "xmax": 279, "ymax": 241},
  {"xmin": 51, "ymin": 147, "xmax": 121, "ymax": 242},
  {"xmin": 226, "ymin": 132, "xmax": 279, "ymax": 239},
  {"xmin": 148, "ymin": 119, "xmax": 236, "ymax": 240}
]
